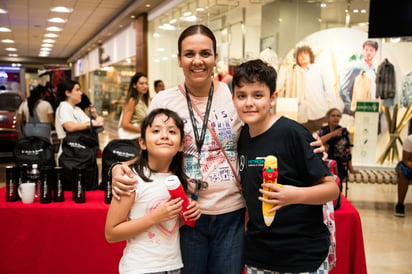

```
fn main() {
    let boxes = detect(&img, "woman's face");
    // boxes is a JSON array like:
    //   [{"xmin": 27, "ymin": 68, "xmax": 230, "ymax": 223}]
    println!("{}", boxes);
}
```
[
  {"xmin": 178, "ymin": 33, "xmax": 217, "ymax": 86},
  {"xmin": 328, "ymin": 110, "xmax": 342, "ymax": 127},
  {"xmin": 66, "ymin": 84, "xmax": 82, "ymax": 105},
  {"xmin": 133, "ymin": 76, "xmax": 148, "ymax": 96}
]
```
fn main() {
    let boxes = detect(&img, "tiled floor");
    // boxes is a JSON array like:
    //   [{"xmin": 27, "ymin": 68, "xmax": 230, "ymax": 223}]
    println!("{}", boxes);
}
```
[
  {"xmin": 347, "ymin": 182, "xmax": 412, "ymax": 274},
  {"xmin": 1, "ymin": 158, "xmax": 411, "ymax": 274}
]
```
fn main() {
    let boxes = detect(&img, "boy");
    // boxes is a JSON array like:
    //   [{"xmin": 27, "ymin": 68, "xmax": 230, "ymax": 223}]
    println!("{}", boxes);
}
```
[{"xmin": 232, "ymin": 59, "xmax": 339, "ymax": 273}]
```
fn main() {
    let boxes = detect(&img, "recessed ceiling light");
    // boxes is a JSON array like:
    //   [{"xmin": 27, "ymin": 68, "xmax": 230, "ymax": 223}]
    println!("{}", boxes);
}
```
[
  {"xmin": 5, "ymin": 47, "xmax": 17, "ymax": 51},
  {"xmin": 44, "ymin": 33, "xmax": 59, "ymax": 38},
  {"xmin": 0, "ymin": 9, "xmax": 7, "ymax": 14},
  {"xmin": 42, "ymin": 39, "xmax": 56, "ymax": 43},
  {"xmin": 41, "ymin": 43, "xmax": 54, "ymax": 48},
  {"xmin": 1, "ymin": 39, "xmax": 14, "ymax": 43},
  {"xmin": 46, "ymin": 26, "xmax": 62, "ymax": 32},
  {"xmin": 50, "ymin": 6, "xmax": 73, "ymax": 13},
  {"xmin": 0, "ymin": 27, "xmax": 11, "ymax": 32},
  {"xmin": 8, "ymin": 53, "xmax": 18, "ymax": 57},
  {"xmin": 48, "ymin": 18, "xmax": 67, "ymax": 23}
]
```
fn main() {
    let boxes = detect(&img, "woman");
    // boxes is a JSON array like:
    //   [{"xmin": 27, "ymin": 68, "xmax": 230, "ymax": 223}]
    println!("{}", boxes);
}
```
[
  {"xmin": 395, "ymin": 134, "xmax": 412, "ymax": 217},
  {"xmin": 317, "ymin": 108, "xmax": 359, "ymax": 185},
  {"xmin": 55, "ymin": 79, "xmax": 104, "ymax": 158},
  {"xmin": 113, "ymin": 24, "xmax": 245, "ymax": 274},
  {"xmin": 118, "ymin": 72, "xmax": 150, "ymax": 140},
  {"xmin": 17, "ymin": 84, "xmax": 55, "ymax": 140}
]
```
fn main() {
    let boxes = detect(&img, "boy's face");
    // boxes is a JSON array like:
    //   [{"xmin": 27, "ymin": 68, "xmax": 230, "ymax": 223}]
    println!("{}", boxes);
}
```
[{"xmin": 233, "ymin": 81, "xmax": 276, "ymax": 126}]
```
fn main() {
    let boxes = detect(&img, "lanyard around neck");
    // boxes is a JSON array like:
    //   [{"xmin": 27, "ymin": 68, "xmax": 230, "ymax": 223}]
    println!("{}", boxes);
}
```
[{"xmin": 185, "ymin": 83, "xmax": 214, "ymax": 155}]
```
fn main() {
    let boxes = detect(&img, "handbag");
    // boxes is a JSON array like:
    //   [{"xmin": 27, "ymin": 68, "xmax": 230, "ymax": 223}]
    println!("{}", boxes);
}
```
[
  {"xmin": 23, "ymin": 105, "xmax": 51, "ymax": 140},
  {"xmin": 117, "ymin": 112, "xmax": 140, "ymax": 140}
]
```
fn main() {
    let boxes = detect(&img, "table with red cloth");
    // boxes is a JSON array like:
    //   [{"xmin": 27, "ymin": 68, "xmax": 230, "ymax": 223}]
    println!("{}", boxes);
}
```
[{"xmin": 0, "ymin": 188, "xmax": 366, "ymax": 274}]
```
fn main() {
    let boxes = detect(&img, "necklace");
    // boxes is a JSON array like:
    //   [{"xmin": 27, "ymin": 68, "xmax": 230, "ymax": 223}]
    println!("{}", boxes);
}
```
[{"xmin": 185, "ymin": 82, "xmax": 214, "ymax": 198}]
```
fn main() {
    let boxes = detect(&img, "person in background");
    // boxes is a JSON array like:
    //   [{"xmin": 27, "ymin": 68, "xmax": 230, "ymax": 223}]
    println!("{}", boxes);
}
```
[
  {"xmin": 105, "ymin": 108, "xmax": 200, "ymax": 274},
  {"xmin": 317, "ymin": 108, "xmax": 360, "ymax": 186},
  {"xmin": 118, "ymin": 72, "xmax": 150, "ymax": 140},
  {"xmin": 154, "ymin": 79, "xmax": 165, "ymax": 93},
  {"xmin": 55, "ymin": 79, "xmax": 104, "ymax": 158},
  {"xmin": 339, "ymin": 40, "xmax": 378, "ymax": 116},
  {"xmin": 110, "ymin": 24, "xmax": 325, "ymax": 274},
  {"xmin": 395, "ymin": 134, "xmax": 412, "ymax": 217},
  {"xmin": 233, "ymin": 59, "xmax": 339, "ymax": 273},
  {"xmin": 17, "ymin": 84, "xmax": 55, "ymax": 139}
]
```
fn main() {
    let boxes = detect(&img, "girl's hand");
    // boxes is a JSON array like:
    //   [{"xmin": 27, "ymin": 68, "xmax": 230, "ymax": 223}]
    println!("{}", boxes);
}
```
[
  {"xmin": 151, "ymin": 198, "xmax": 183, "ymax": 223},
  {"xmin": 184, "ymin": 200, "xmax": 201, "ymax": 221},
  {"xmin": 311, "ymin": 133, "xmax": 328, "ymax": 160}
]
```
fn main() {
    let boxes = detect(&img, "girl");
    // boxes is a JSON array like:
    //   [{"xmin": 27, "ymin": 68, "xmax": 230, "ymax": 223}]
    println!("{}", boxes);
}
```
[
  {"xmin": 118, "ymin": 72, "xmax": 150, "ymax": 140},
  {"xmin": 105, "ymin": 108, "xmax": 201, "ymax": 274}
]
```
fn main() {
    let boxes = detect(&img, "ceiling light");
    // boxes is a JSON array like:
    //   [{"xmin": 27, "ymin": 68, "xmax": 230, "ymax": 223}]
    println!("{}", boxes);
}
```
[
  {"xmin": 42, "ymin": 39, "xmax": 56, "ymax": 43},
  {"xmin": 183, "ymin": 12, "xmax": 192, "ymax": 17},
  {"xmin": 320, "ymin": 3, "xmax": 327, "ymax": 8},
  {"xmin": 153, "ymin": 33, "xmax": 160, "ymax": 38},
  {"xmin": 1, "ymin": 39, "xmax": 14, "ymax": 43},
  {"xmin": 361, "ymin": 9, "xmax": 366, "ymax": 13},
  {"xmin": 0, "ymin": 27, "xmax": 11, "ymax": 32},
  {"xmin": 5, "ymin": 48, "xmax": 17, "ymax": 51},
  {"xmin": 196, "ymin": 8, "xmax": 205, "ymax": 12},
  {"xmin": 353, "ymin": 9, "xmax": 359, "ymax": 13},
  {"xmin": 46, "ymin": 26, "xmax": 62, "ymax": 32},
  {"xmin": 180, "ymin": 15, "xmax": 197, "ymax": 22},
  {"xmin": 0, "ymin": 9, "xmax": 7, "ymax": 14},
  {"xmin": 8, "ymin": 54, "xmax": 18, "ymax": 57},
  {"xmin": 48, "ymin": 18, "xmax": 67, "ymax": 23},
  {"xmin": 41, "ymin": 43, "xmax": 54, "ymax": 48},
  {"xmin": 40, "ymin": 47, "xmax": 52, "ymax": 52},
  {"xmin": 50, "ymin": 6, "xmax": 73, "ymax": 13},
  {"xmin": 44, "ymin": 33, "xmax": 59, "ymax": 38}
]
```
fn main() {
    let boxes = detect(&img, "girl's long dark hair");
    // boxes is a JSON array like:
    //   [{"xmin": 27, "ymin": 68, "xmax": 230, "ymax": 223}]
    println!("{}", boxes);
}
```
[
  {"xmin": 132, "ymin": 108, "xmax": 189, "ymax": 191},
  {"xmin": 28, "ymin": 85, "xmax": 47, "ymax": 117},
  {"xmin": 125, "ymin": 72, "xmax": 150, "ymax": 107}
]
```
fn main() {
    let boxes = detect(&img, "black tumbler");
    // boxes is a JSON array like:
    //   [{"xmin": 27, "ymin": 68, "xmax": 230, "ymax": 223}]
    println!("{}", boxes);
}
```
[
  {"xmin": 72, "ymin": 168, "xmax": 86, "ymax": 203},
  {"xmin": 40, "ymin": 166, "xmax": 52, "ymax": 204},
  {"xmin": 53, "ymin": 167, "xmax": 64, "ymax": 202},
  {"xmin": 104, "ymin": 179, "xmax": 112, "ymax": 204},
  {"xmin": 5, "ymin": 166, "xmax": 18, "ymax": 202}
]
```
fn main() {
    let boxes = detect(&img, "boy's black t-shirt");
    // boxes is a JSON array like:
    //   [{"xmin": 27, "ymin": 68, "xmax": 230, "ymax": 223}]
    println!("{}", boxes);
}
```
[{"xmin": 238, "ymin": 116, "xmax": 332, "ymax": 272}]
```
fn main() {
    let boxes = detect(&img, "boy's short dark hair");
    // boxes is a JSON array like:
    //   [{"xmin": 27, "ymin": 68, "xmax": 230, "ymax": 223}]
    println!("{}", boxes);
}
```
[
  {"xmin": 232, "ymin": 59, "xmax": 277, "ymax": 96},
  {"xmin": 363, "ymin": 39, "xmax": 378, "ymax": 50}
]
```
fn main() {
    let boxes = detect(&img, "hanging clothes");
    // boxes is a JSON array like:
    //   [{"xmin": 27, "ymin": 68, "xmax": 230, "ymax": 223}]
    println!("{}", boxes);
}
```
[
  {"xmin": 375, "ymin": 58, "xmax": 396, "ymax": 99},
  {"xmin": 401, "ymin": 70, "xmax": 412, "ymax": 107},
  {"xmin": 351, "ymin": 71, "xmax": 372, "ymax": 112}
]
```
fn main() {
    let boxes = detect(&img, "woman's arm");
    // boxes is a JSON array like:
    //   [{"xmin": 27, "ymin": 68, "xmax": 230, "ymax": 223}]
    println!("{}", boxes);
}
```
[{"xmin": 121, "ymin": 98, "xmax": 141, "ymax": 133}]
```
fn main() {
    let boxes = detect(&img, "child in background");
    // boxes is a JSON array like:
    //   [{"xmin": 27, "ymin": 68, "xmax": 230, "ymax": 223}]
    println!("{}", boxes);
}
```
[
  {"xmin": 105, "ymin": 108, "xmax": 201, "ymax": 274},
  {"xmin": 232, "ymin": 59, "xmax": 339, "ymax": 273}
]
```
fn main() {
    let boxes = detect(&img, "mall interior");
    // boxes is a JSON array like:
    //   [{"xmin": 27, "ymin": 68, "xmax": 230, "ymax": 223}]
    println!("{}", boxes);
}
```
[{"xmin": 0, "ymin": 0, "xmax": 411, "ymax": 273}]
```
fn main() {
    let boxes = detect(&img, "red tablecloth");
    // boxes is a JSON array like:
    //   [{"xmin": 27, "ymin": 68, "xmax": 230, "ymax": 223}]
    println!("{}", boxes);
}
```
[
  {"xmin": 330, "ymin": 195, "xmax": 367, "ymax": 274},
  {"xmin": 0, "ymin": 188, "xmax": 366, "ymax": 274}
]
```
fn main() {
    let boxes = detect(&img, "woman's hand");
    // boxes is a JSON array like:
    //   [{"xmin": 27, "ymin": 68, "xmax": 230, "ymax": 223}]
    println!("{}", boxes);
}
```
[
  {"xmin": 111, "ymin": 164, "xmax": 137, "ymax": 200},
  {"xmin": 184, "ymin": 200, "xmax": 201, "ymax": 222},
  {"xmin": 311, "ymin": 133, "xmax": 328, "ymax": 160}
]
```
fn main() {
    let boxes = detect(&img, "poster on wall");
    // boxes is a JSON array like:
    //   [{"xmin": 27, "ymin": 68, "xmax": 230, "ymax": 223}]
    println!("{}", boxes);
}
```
[{"xmin": 276, "ymin": 28, "xmax": 404, "ymax": 166}]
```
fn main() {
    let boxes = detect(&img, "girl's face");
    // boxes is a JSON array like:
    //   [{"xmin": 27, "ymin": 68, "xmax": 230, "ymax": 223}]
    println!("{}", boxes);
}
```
[
  {"xmin": 66, "ymin": 84, "xmax": 82, "ymax": 105},
  {"xmin": 178, "ymin": 33, "xmax": 217, "ymax": 86},
  {"xmin": 328, "ymin": 110, "xmax": 342, "ymax": 127},
  {"xmin": 139, "ymin": 114, "xmax": 183, "ymax": 163},
  {"xmin": 133, "ymin": 76, "xmax": 148, "ymax": 96}
]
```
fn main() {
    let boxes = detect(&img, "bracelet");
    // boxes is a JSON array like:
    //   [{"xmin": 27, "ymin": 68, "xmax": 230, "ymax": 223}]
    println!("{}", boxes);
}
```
[{"xmin": 108, "ymin": 161, "xmax": 123, "ymax": 179}]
